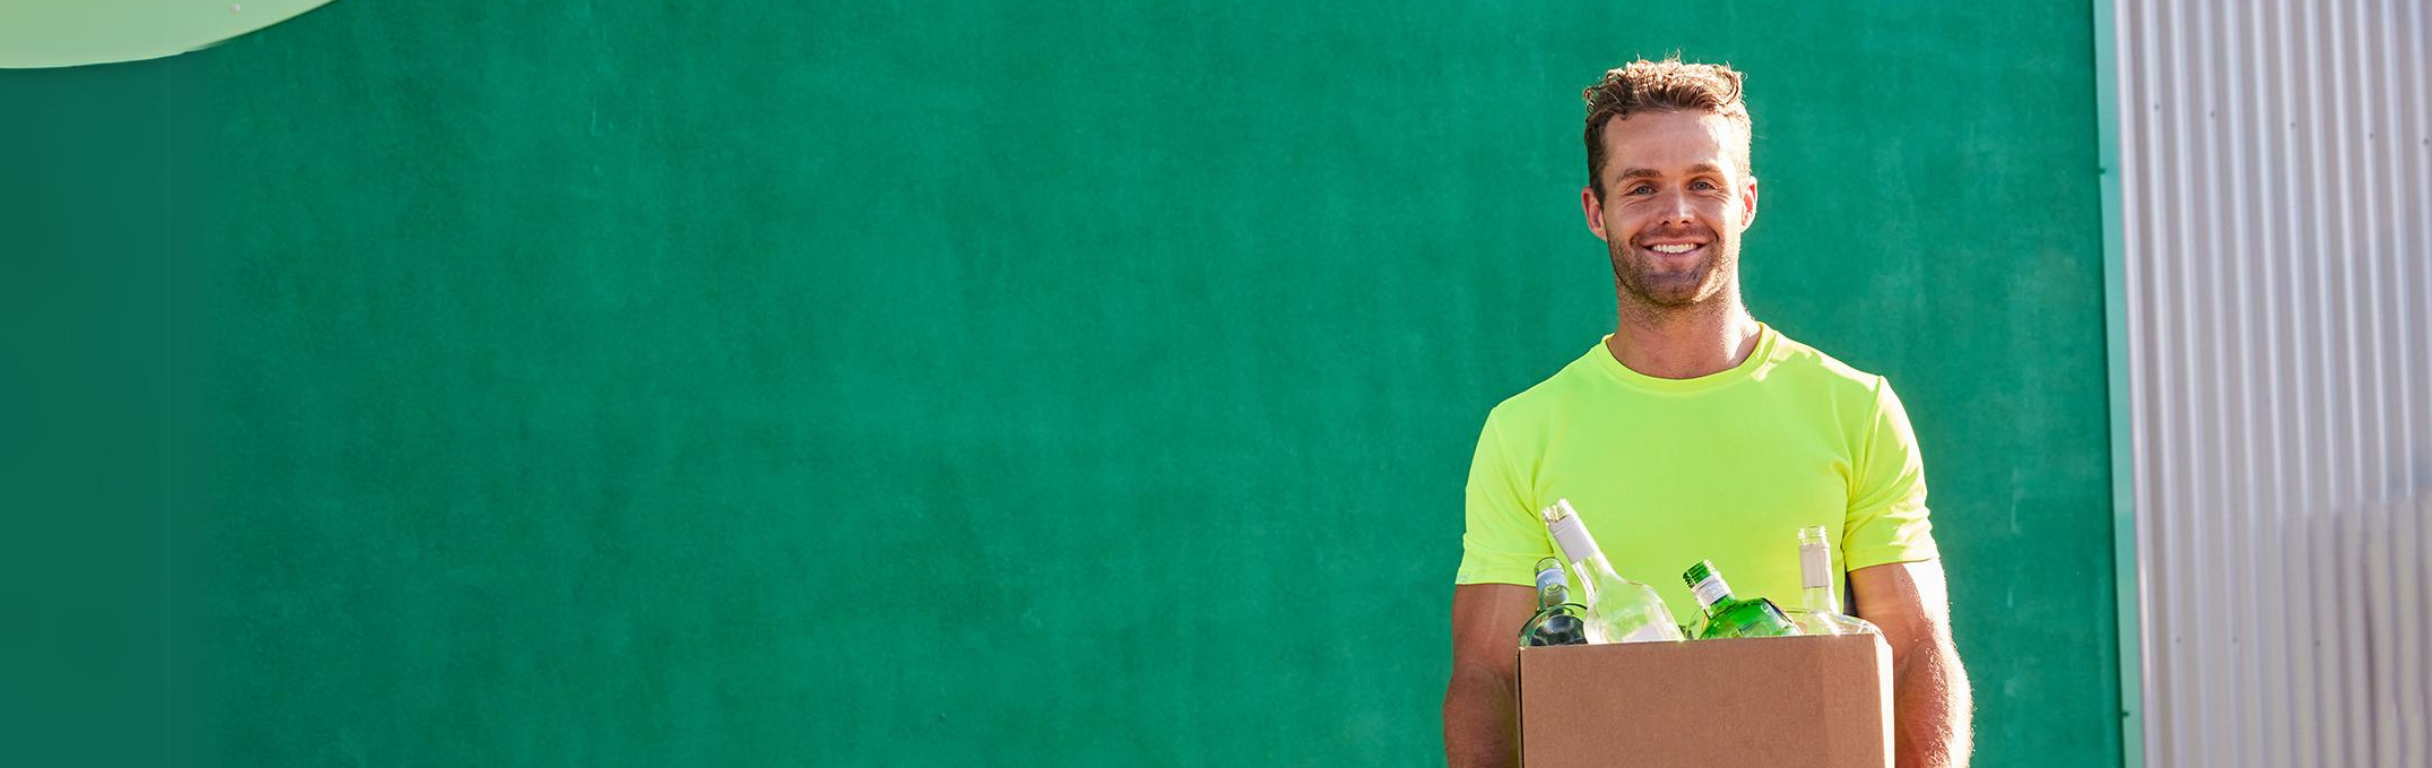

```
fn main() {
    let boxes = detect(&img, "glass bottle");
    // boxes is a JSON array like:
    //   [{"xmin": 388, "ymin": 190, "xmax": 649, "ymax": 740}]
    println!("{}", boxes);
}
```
[
  {"xmin": 1539, "ymin": 499, "xmax": 1685, "ymax": 644},
  {"xmin": 1787, "ymin": 525, "xmax": 1880, "ymax": 637},
  {"xmin": 1518, "ymin": 558, "xmax": 1590, "ymax": 647},
  {"xmin": 1680, "ymin": 559, "xmax": 1800, "ymax": 639}
]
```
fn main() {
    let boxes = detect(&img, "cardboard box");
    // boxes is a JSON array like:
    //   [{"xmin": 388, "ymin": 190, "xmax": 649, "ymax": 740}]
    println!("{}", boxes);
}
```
[{"xmin": 1518, "ymin": 634, "xmax": 1893, "ymax": 768}]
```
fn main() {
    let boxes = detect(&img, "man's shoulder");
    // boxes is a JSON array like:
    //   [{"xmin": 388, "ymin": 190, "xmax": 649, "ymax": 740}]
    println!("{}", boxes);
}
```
[
  {"xmin": 1480, "ymin": 344, "xmax": 1604, "ymax": 427},
  {"xmin": 1763, "ymin": 327, "xmax": 1892, "ymax": 400}
]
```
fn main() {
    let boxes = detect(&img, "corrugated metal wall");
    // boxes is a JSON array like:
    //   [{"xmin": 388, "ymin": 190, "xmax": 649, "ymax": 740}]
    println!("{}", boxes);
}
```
[{"xmin": 2110, "ymin": 1, "xmax": 2430, "ymax": 767}]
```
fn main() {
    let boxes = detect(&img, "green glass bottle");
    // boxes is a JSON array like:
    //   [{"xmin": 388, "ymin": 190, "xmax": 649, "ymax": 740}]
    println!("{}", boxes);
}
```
[{"xmin": 1680, "ymin": 560, "xmax": 1800, "ymax": 639}]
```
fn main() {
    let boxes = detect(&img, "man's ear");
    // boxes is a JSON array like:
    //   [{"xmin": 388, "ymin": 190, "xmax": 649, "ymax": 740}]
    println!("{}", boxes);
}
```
[
  {"xmin": 1581, "ymin": 186, "xmax": 1610, "ymax": 241},
  {"xmin": 1740, "ymin": 175, "xmax": 1760, "ymax": 231}
]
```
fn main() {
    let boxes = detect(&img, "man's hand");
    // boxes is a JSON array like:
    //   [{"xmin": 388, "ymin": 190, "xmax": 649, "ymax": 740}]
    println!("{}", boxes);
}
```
[
  {"xmin": 1851, "ymin": 560, "xmax": 1974, "ymax": 768},
  {"xmin": 1442, "ymin": 584, "xmax": 1538, "ymax": 768}
]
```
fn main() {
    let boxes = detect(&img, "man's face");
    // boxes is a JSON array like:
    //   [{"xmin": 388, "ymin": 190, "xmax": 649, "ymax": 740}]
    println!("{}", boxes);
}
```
[{"xmin": 1581, "ymin": 110, "xmax": 1758, "ymax": 309}]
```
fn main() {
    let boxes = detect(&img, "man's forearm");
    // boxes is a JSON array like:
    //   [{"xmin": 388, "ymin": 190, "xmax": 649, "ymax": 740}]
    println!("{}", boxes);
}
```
[
  {"xmin": 1892, "ymin": 635, "xmax": 1973, "ymax": 768},
  {"xmin": 1442, "ymin": 666, "xmax": 1519, "ymax": 768}
]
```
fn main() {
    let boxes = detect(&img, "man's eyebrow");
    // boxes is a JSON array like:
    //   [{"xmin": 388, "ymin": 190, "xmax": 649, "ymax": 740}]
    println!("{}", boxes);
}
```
[{"xmin": 1615, "ymin": 163, "xmax": 1727, "ymax": 180}]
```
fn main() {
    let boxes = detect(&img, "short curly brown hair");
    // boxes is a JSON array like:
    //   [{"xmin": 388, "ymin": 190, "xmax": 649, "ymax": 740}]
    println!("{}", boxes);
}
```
[{"xmin": 1582, "ymin": 57, "xmax": 1753, "ymax": 200}]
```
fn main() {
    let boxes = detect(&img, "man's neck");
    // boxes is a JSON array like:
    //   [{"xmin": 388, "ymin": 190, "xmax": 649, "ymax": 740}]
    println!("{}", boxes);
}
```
[{"xmin": 1604, "ymin": 298, "xmax": 1762, "ymax": 380}]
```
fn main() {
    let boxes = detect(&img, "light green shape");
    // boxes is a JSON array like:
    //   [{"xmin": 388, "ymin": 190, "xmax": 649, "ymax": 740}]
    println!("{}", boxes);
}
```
[{"xmin": 0, "ymin": 0, "xmax": 333, "ymax": 69}]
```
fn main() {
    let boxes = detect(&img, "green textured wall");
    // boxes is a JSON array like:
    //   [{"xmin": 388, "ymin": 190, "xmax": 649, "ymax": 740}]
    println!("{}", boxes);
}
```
[{"xmin": 13, "ymin": 1, "xmax": 2121, "ymax": 765}]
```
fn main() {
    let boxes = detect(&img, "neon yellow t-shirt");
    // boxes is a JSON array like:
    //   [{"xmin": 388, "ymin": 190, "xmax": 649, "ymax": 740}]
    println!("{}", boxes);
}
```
[{"xmin": 1455, "ymin": 324, "xmax": 1939, "ymax": 621}]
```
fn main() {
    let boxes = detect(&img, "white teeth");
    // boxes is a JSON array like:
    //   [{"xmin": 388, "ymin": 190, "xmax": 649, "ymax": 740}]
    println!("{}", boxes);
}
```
[{"xmin": 1648, "ymin": 243, "xmax": 1699, "ymax": 254}]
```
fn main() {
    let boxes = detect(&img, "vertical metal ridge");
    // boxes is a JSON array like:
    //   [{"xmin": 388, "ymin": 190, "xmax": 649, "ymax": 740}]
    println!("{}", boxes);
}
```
[
  {"xmin": 2340, "ymin": 4, "xmax": 2376, "ymax": 765},
  {"xmin": 2217, "ymin": 2, "xmax": 2266, "ymax": 763},
  {"xmin": 2231, "ymin": 2, "xmax": 2280, "ymax": 765},
  {"xmin": 2405, "ymin": 5, "xmax": 2432, "ymax": 768},
  {"xmin": 2329, "ymin": 0, "xmax": 2362, "ymax": 758},
  {"xmin": 2358, "ymin": 6, "xmax": 2404, "ymax": 767},
  {"xmin": 2126, "ymin": 0, "xmax": 2167, "ymax": 763},
  {"xmin": 2256, "ymin": 3, "xmax": 2302, "ymax": 765},
  {"xmin": 2191, "ymin": 5, "xmax": 2229, "ymax": 765},
  {"xmin": 2276, "ymin": 1, "xmax": 2322, "ymax": 765},
  {"xmin": 2295, "ymin": 2, "xmax": 2334, "ymax": 763}
]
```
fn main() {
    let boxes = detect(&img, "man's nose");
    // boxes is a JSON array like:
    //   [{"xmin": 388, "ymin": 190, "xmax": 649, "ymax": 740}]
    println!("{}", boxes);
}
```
[{"xmin": 1659, "ymin": 190, "xmax": 1697, "ymax": 225}]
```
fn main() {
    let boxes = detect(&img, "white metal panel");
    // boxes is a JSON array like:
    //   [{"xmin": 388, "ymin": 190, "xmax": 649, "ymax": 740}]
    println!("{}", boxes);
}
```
[{"xmin": 2110, "ymin": 0, "xmax": 2432, "ymax": 766}]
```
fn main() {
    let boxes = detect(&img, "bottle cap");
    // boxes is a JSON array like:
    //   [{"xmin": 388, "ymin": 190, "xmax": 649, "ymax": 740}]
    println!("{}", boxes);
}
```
[{"xmin": 1537, "ymin": 498, "xmax": 1579, "ymax": 526}]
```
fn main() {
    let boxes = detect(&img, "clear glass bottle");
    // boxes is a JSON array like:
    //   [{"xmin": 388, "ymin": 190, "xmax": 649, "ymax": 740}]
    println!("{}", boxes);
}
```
[
  {"xmin": 1518, "ymin": 558, "xmax": 1590, "ymax": 647},
  {"xmin": 1787, "ymin": 525, "xmax": 1880, "ymax": 637},
  {"xmin": 1539, "ymin": 499, "xmax": 1685, "ymax": 644},
  {"xmin": 1680, "ymin": 559, "xmax": 1801, "ymax": 639}
]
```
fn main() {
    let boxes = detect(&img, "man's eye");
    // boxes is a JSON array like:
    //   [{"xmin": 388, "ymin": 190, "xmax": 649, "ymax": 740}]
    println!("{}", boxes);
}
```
[
  {"xmin": 1628, "ymin": 185, "xmax": 1656, "ymax": 195},
  {"xmin": 1691, "ymin": 180, "xmax": 1718, "ymax": 190}
]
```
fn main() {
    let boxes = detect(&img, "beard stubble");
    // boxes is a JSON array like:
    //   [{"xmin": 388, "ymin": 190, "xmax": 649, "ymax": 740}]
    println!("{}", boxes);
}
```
[{"xmin": 1607, "ymin": 236, "xmax": 1734, "ymax": 310}]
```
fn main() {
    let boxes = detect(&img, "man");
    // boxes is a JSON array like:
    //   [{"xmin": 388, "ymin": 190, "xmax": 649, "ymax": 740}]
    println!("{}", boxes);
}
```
[{"xmin": 1439, "ymin": 58, "xmax": 1973, "ymax": 768}]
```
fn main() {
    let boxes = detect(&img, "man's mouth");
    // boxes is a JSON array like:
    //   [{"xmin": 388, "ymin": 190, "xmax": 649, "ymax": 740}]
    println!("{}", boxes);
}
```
[{"xmin": 1639, "ymin": 240, "xmax": 1708, "ymax": 257}]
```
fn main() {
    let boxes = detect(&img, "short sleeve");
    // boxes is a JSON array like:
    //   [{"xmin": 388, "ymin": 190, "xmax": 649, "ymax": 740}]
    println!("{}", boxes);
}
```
[
  {"xmin": 1454, "ymin": 413, "xmax": 1554, "ymax": 586},
  {"xmin": 1842, "ymin": 377, "xmax": 1940, "ymax": 570}
]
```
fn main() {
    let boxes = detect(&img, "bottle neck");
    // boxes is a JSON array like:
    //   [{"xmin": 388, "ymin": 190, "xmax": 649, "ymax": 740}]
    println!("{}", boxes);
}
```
[
  {"xmin": 1799, "ymin": 542, "xmax": 1839, "ymax": 613},
  {"xmin": 1568, "ymin": 552, "xmax": 1621, "ymax": 604},
  {"xmin": 1537, "ymin": 579, "xmax": 1574, "ymax": 610},
  {"xmin": 1548, "ymin": 514, "xmax": 1624, "ymax": 602},
  {"xmin": 1534, "ymin": 567, "xmax": 1565, "ymax": 610},
  {"xmin": 1689, "ymin": 573, "xmax": 1735, "ymax": 616}
]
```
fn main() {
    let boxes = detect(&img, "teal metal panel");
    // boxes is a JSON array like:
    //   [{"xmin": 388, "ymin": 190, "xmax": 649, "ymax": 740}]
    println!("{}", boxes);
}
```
[{"xmin": 2091, "ymin": 0, "xmax": 2146, "ymax": 764}]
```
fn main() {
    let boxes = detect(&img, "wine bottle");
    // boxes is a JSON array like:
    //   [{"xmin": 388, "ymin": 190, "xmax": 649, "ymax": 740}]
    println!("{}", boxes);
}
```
[
  {"xmin": 1787, "ymin": 525, "xmax": 1880, "ymax": 637},
  {"xmin": 1681, "ymin": 559, "xmax": 1800, "ymax": 639},
  {"xmin": 1518, "ymin": 557, "xmax": 1590, "ymax": 647},
  {"xmin": 1539, "ymin": 499, "xmax": 1684, "ymax": 644}
]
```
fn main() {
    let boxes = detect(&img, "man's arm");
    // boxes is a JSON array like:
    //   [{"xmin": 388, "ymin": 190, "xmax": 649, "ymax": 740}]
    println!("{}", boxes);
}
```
[
  {"xmin": 1442, "ymin": 584, "xmax": 1539, "ymax": 768},
  {"xmin": 1850, "ymin": 559, "xmax": 1973, "ymax": 768}
]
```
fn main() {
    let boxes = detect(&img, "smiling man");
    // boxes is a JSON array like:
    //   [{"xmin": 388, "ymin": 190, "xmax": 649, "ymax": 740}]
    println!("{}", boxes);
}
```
[{"xmin": 1440, "ymin": 59, "xmax": 1973, "ymax": 768}]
